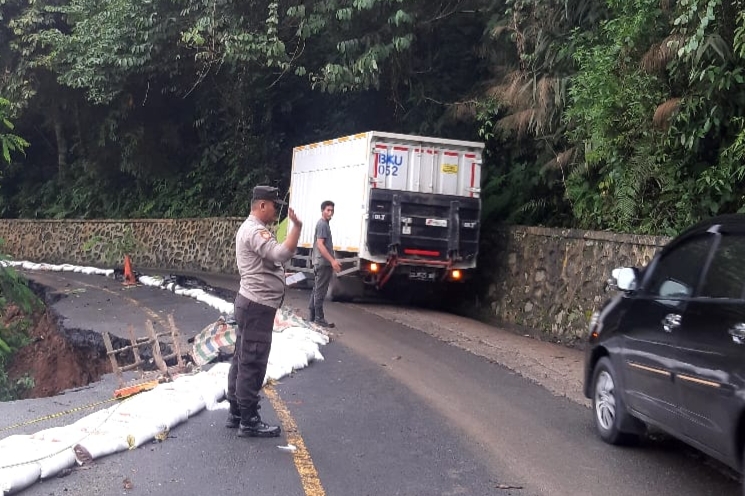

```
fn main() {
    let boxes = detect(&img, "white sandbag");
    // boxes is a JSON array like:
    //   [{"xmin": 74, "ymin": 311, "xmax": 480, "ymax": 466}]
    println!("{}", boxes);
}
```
[
  {"xmin": 138, "ymin": 276, "xmax": 160, "ymax": 286},
  {"xmin": 0, "ymin": 463, "xmax": 41, "ymax": 495},
  {"xmin": 175, "ymin": 391, "xmax": 206, "ymax": 417},
  {"xmin": 270, "ymin": 337, "xmax": 309, "ymax": 371},
  {"xmin": 71, "ymin": 409, "xmax": 113, "ymax": 431},
  {"xmin": 207, "ymin": 362, "xmax": 231, "ymax": 379},
  {"xmin": 209, "ymin": 400, "xmax": 230, "ymax": 412},
  {"xmin": 112, "ymin": 401, "xmax": 188, "ymax": 431},
  {"xmin": 38, "ymin": 448, "xmax": 76, "ymax": 479},
  {"xmin": 282, "ymin": 326, "xmax": 330, "ymax": 346},
  {"xmin": 0, "ymin": 437, "xmax": 74, "ymax": 480},
  {"xmin": 201, "ymin": 380, "xmax": 227, "ymax": 409},
  {"xmin": 74, "ymin": 430, "xmax": 129, "ymax": 460},
  {"xmin": 0, "ymin": 435, "xmax": 37, "ymax": 466},
  {"xmin": 169, "ymin": 372, "xmax": 224, "ymax": 410},
  {"xmin": 30, "ymin": 426, "xmax": 85, "ymax": 446},
  {"xmin": 265, "ymin": 361, "xmax": 294, "ymax": 382},
  {"xmin": 279, "ymin": 330, "xmax": 324, "ymax": 362},
  {"xmin": 187, "ymin": 289, "xmax": 205, "ymax": 299},
  {"xmin": 124, "ymin": 423, "xmax": 168, "ymax": 449}
]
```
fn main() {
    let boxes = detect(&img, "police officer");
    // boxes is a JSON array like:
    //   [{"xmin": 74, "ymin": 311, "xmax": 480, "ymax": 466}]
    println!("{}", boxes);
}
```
[{"xmin": 226, "ymin": 185, "xmax": 302, "ymax": 437}]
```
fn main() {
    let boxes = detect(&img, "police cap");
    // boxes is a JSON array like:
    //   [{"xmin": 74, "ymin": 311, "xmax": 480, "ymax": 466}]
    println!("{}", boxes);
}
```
[{"xmin": 252, "ymin": 185, "xmax": 286, "ymax": 205}]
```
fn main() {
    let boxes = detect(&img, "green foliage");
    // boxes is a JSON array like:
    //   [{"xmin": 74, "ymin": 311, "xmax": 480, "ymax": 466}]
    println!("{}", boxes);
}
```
[
  {"xmin": 0, "ymin": 362, "xmax": 34, "ymax": 401},
  {"xmin": 0, "ymin": 97, "xmax": 29, "ymax": 166},
  {"xmin": 563, "ymin": 0, "xmax": 668, "ymax": 232},
  {"xmin": 0, "ymin": 240, "xmax": 39, "ymax": 400},
  {"xmin": 0, "ymin": 245, "xmax": 41, "ymax": 315},
  {"xmin": 1, "ymin": 0, "xmax": 745, "ymax": 238}
]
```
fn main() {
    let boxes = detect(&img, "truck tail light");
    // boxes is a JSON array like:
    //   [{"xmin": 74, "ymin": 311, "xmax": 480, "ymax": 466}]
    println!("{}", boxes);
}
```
[
  {"xmin": 451, "ymin": 270, "xmax": 462, "ymax": 280},
  {"xmin": 403, "ymin": 249, "xmax": 440, "ymax": 257},
  {"xmin": 369, "ymin": 263, "xmax": 380, "ymax": 273}
]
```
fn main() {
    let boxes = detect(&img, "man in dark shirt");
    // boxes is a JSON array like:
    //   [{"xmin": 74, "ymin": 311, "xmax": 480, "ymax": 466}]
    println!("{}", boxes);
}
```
[{"xmin": 309, "ymin": 200, "xmax": 341, "ymax": 327}]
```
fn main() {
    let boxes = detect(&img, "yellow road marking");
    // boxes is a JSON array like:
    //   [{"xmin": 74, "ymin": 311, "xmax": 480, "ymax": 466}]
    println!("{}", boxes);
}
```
[{"xmin": 265, "ymin": 386, "xmax": 325, "ymax": 496}]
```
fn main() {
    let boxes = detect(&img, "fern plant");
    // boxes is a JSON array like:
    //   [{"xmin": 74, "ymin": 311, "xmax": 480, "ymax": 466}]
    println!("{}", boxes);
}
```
[{"xmin": 0, "ymin": 97, "xmax": 29, "ymax": 167}]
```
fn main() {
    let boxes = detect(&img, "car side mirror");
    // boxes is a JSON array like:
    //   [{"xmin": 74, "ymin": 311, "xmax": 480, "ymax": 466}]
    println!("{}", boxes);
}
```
[{"xmin": 608, "ymin": 267, "xmax": 639, "ymax": 292}]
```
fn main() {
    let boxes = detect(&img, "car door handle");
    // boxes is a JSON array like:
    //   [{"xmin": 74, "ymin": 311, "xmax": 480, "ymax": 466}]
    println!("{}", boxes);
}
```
[
  {"xmin": 662, "ymin": 313, "xmax": 681, "ymax": 333},
  {"xmin": 729, "ymin": 323, "xmax": 745, "ymax": 344}
]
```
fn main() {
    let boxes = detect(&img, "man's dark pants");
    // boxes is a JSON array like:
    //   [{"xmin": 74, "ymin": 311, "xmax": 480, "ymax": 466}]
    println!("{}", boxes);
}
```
[
  {"xmin": 227, "ymin": 295, "xmax": 275, "ymax": 417},
  {"xmin": 309, "ymin": 264, "xmax": 333, "ymax": 321}
]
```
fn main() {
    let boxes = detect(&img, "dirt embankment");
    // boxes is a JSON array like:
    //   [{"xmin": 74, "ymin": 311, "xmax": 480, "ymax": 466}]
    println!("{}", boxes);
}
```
[{"xmin": 4, "ymin": 302, "xmax": 110, "ymax": 399}]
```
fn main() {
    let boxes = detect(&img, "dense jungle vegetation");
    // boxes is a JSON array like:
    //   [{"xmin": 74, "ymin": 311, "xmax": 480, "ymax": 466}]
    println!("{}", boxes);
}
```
[{"xmin": 1, "ymin": 0, "xmax": 745, "ymax": 236}]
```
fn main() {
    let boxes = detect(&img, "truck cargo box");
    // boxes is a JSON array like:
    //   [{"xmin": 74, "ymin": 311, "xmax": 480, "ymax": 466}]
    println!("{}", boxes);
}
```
[{"xmin": 288, "ymin": 131, "xmax": 484, "ymax": 296}]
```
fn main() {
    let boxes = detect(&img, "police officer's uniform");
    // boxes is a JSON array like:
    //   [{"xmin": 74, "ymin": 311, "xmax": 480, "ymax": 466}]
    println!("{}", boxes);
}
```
[{"xmin": 226, "ymin": 186, "xmax": 292, "ymax": 437}]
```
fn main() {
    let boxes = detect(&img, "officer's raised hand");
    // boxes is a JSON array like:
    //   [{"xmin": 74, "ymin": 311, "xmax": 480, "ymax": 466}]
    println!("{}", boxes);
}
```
[
  {"xmin": 283, "ymin": 207, "xmax": 303, "ymax": 252},
  {"xmin": 287, "ymin": 207, "xmax": 302, "ymax": 228}
]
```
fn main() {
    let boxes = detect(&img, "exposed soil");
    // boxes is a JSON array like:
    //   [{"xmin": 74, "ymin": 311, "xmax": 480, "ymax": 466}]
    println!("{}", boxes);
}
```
[{"xmin": 4, "ymin": 304, "xmax": 111, "ymax": 399}]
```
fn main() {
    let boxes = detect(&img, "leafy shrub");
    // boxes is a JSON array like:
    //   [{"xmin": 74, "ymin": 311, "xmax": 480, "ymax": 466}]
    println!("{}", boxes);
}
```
[{"xmin": 0, "ymin": 240, "xmax": 41, "ymax": 400}]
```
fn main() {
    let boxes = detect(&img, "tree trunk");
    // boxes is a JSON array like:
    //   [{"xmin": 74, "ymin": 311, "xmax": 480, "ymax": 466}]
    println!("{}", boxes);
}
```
[{"xmin": 54, "ymin": 114, "xmax": 68, "ymax": 177}]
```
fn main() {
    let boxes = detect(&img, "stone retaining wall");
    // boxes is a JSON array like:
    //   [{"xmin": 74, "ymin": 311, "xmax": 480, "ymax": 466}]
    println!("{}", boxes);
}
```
[
  {"xmin": 0, "ymin": 219, "xmax": 671, "ymax": 342},
  {"xmin": 472, "ymin": 226, "xmax": 670, "ymax": 344},
  {"xmin": 0, "ymin": 218, "xmax": 244, "ymax": 274}
]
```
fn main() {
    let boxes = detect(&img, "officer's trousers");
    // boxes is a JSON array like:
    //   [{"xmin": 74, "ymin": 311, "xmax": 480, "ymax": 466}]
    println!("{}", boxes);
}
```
[{"xmin": 226, "ymin": 295, "xmax": 275, "ymax": 414}]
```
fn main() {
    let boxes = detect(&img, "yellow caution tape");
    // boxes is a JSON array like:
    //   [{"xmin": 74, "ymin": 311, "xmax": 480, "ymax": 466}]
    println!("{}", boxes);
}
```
[{"xmin": 0, "ymin": 397, "xmax": 119, "ymax": 434}]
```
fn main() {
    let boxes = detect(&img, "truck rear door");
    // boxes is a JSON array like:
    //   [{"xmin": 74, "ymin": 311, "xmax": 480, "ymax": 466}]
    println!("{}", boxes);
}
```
[{"xmin": 367, "ymin": 138, "xmax": 482, "ymax": 269}]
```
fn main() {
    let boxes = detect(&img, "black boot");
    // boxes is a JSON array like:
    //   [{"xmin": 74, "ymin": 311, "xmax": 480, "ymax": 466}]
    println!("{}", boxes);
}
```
[
  {"xmin": 225, "ymin": 400, "xmax": 240, "ymax": 429},
  {"xmin": 238, "ymin": 407, "xmax": 281, "ymax": 438}
]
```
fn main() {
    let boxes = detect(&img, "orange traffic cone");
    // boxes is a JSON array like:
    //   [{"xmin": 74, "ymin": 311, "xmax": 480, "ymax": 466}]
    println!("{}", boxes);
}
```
[{"xmin": 123, "ymin": 255, "xmax": 137, "ymax": 286}]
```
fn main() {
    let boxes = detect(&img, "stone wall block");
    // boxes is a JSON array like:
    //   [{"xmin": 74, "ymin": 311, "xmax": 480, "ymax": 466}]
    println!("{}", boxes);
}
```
[{"xmin": 478, "ymin": 226, "xmax": 669, "ymax": 344}]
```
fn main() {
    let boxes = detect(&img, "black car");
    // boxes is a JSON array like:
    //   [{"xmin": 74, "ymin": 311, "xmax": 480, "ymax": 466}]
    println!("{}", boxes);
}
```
[{"xmin": 584, "ymin": 214, "xmax": 745, "ymax": 490}]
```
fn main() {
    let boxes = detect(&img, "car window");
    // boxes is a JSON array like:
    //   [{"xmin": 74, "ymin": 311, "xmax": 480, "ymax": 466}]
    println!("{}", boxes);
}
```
[
  {"xmin": 699, "ymin": 234, "xmax": 745, "ymax": 299},
  {"xmin": 659, "ymin": 280, "xmax": 691, "ymax": 298},
  {"xmin": 646, "ymin": 235, "xmax": 712, "ymax": 304}
]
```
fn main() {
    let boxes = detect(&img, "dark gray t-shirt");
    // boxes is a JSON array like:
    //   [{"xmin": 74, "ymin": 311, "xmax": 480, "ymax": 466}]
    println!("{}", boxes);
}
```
[{"xmin": 312, "ymin": 218, "xmax": 334, "ymax": 267}]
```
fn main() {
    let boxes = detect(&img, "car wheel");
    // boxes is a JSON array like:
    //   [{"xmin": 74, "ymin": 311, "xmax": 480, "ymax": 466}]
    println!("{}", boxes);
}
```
[{"xmin": 592, "ymin": 356, "xmax": 640, "ymax": 445}]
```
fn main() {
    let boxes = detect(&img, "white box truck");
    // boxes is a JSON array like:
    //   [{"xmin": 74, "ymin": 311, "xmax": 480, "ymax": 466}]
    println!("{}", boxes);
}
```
[{"xmin": 288, "ymin": 131, "xmax": 484, "ymax": 301}]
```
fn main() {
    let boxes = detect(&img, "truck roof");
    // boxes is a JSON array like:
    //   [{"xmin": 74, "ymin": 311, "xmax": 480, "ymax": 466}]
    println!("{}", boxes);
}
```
[{"xmin": 293, "ymin": 131, "xmax": 485, "ymax": 151}]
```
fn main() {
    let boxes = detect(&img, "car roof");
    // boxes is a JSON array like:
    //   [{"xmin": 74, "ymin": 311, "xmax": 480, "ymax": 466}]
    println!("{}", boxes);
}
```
[
  {"xmin": 662, "ymin": 214, "xmax": 745, "ymax": 255},
  {"xmin": 680, "ymin": 214, "xmax": 745, "ymax": 236}
]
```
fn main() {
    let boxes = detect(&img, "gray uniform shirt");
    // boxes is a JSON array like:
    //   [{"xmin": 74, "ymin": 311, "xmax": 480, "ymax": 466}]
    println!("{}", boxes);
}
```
[
  {"xmin": 312, "ymin": 218, "xmax": 334, "ymax": 267},
  {"xmin": 236, "ymin": 215, "xmax": 294, "ymax": 308}
]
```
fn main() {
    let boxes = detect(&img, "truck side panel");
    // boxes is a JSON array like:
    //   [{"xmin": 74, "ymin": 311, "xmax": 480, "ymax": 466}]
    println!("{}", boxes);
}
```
[
  {"xmin": 369, "ymin": 139, "xmax": 482, "ymax": 199},
  {"xmin": 290, "ymin": 135, "xmax": 369, "ymax": 253}
]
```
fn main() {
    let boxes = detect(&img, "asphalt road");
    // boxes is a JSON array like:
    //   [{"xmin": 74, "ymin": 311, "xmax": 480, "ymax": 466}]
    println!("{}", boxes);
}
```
[{"xmin": 1, "ymin": 270, "xmax": 742, "ymax": 496}]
